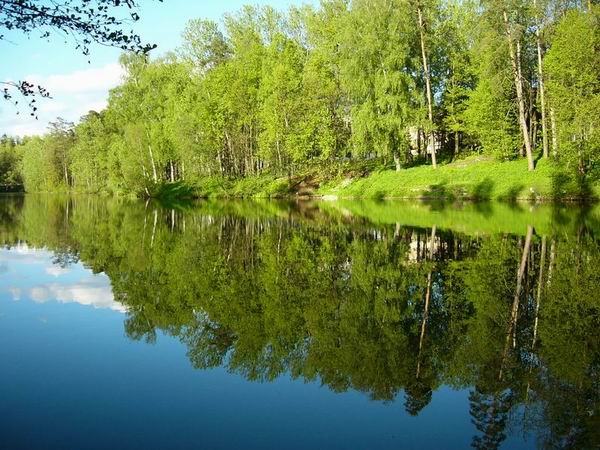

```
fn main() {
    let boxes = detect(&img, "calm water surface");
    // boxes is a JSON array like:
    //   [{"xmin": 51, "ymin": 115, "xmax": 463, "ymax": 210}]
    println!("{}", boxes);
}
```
[{"xmin": 1, "ymin": 195, "xmax": 599, "ymax": 449}]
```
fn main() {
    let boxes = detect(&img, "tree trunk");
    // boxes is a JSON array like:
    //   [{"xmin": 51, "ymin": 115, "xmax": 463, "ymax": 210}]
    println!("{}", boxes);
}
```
[
  {"xmin": 393, "ymin": 151, "xmax": 402, "ymax": 172},
  {"xmin": 144, "ymin": 129, "xmax": 158, "ymax": 183},
  {"xmin": 147, "ymin": 145, "xmax": 158, "ymax": 183},
  {"xmin": 512, "ymin": 226, "xmax": 533, "ymax": 328},
  {"xmin": 547, "ymin": 239, "xmax": 556, "ymax": 285},
  {"xmin": 534, "ymin": 0, "xmax": 549, "ymax": 158},
  {"xmin": 217, "ymin": 148, "xmax": 224, "ymax": 175},
  {"xmin": 550, "ymin": 106, "xmax": 558, "ymax": 157},
  {"xmin": 416, "ymin": 2, "xmax": 437, "ymax": 169},
  {"xmin": 150, "ymin": 208, "xmax": 157, "ymax": 248},
  {"xmin": 416, "ymin": 225, "xmax": 436, "ymax": 378},
  {"xmin": 530, "ymin": 89, "xmax": 537, "ymax": 148},
  {"xmin": 429, "ymin": 225, "xmax": 436, "ymax": 260},
  {"xmin": 500, "ymin": 225, "xmax": 533, "ymax": 381},
  {"xmin": 532, "ymin": 236, "xmax": 547, "ymax": 346},
  {"xmin": 416, "ymin": 270, "xmax": 433, "ymax": 379},
  {"xmin": 276, "ymin": 139, "xmax": 283, "ymax": 173},
  {"xmin": 503, "ymin": 9, "xmax": 535, "ymax": 171},
  {"xmin": 454, "ymin": 131, "xmax": 459, "ymax": 158},
  {"xmin": 63, "ymin": 162, "xmax": 69, "ymax": 187}
]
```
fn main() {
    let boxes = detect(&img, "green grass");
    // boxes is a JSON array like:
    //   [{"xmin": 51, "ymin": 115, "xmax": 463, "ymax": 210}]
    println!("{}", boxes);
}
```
[
  {"xmin": 194, "ymin": 174, "xmax": 291, "ymax": 198},
  {"xmin": 150, "ymin": 156, "xmax": 599, "ymax": 202},
  {"xmin": 317, "ymin": 156, "xmax": 599, "ymax": 201},
  {"xmin": 149, "ymin": 181, "xmax": 195, "ymax": 200}
]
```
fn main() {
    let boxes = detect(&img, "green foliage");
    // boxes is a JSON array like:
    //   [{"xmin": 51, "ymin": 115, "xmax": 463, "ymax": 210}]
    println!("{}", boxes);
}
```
[
  {"xmin": 338, "ymin": 0, "xmax": 419, "ymax": 167},
  {"xmin": 21, "ymin": 136, "xmax": 61, "ymax": 191},
  {"xmin": 0, "ymin": 135, "xmax": 23, "ymax": 191},
  {"xmin": 439, "ymin": 1, "xmax": 477, "ymax": 155},
  {"xmin": 464, "ymin": 7, "xmax": 520, "ymax": 159},
  {"xmin": 70, "ymin": 111, "xmax": 111, "ymax": 193},
  {"xmin": 545, "ymin": 6, "xmax": 600, "ymax": 179},
  {"xmin": 2, "ymin": 0, "xmax": 598, "ymax": 200}
]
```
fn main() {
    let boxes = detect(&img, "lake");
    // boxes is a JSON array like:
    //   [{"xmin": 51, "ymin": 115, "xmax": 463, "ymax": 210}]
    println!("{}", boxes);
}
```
[{"xmin": 1, "ymin": 195, "xmax": 599, "ymax": 449}]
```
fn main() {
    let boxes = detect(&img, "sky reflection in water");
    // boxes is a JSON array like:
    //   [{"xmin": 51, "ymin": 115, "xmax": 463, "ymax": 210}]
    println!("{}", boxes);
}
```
[{"xmin": 1, "ymin": 195, "xmax": 598, "ymax": 449}]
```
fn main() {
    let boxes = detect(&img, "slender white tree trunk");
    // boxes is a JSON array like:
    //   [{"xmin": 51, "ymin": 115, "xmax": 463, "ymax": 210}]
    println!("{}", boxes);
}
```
[
  {"xmin": 394, "ymin": 151, "xmax": 402, "ymax": 172},
  {"xmin": 500, "ymin": 225, "xmax": 533, "ymax": 381},
  {"xmin": 416, "ymin": 226, "xmax": 436, "ymax": 378},
  {"xmin": 417, "ymin": 2, "xmax": 437, "ymax": 169},
  {"xmin": 532, "ymin": 236, "xmax": 547, "ymax": 346},
  {"xmin": 148, "ymin": 144, "xmax": 158, "ymax": 183},
  {"xmin": 144, "ymin": 129, "xmax": 158, "ymax": 183},
  {"xmin": 151, "ymin": 208, "xmax": 157, "ymax": 248},
  {"xmin": 534, "ymin": 0, "xmax": 549, "ymax": 158},
  {"xmin": 550, "ymin": 106, "xmax": 558, "ymax": 157},
  {"xmin": 503, "ymin": 9, "xmax": 535, "ymax": 170}
]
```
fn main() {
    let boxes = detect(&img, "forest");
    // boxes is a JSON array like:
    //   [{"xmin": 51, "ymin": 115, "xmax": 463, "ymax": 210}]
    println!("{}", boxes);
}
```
[{"xmin": 1, "ymin": 0, "xmax": 599, "ymax": 199}]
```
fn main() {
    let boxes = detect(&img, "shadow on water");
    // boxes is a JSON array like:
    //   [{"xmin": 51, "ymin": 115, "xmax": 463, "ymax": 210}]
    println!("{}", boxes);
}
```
[
  {"xmin": 0, "ymin": 185, "xmax": 24, "ymax": 193},
  {"xmin": 418, "ymin": 182, "xmax": 452, "ymax": 213},
  {"xmin": 424, "ymin": 199, "xmax": 448, "ymax": 212},
  {"xmin": 153, "ymin": 196, "xmax": 197, "ymax": 212}
]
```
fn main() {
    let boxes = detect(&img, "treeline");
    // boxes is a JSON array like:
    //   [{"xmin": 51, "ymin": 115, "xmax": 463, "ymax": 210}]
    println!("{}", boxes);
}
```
[
  {"xmin": 2, "ymin": 0, "xmax": 599, "ymax": 195},
  {"xmin": 0, "ymin": 135, "xmax": 23, "ymax": 191},
  {"xmin": 2, "ymin": 195, "xmax": 600, "ymax": 447}
]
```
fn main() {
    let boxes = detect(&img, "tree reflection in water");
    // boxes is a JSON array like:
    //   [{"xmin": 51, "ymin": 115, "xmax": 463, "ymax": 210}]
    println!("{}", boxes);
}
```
[{"xmin": 1, "ymin": 195, "xmax": 599, "ymax": 449}]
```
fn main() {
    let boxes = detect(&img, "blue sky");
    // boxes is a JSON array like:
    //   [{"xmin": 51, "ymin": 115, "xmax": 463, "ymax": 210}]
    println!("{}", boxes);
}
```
[{"xmin": 0, "ymin": 0, "xmax": 314, "ymax": 136}]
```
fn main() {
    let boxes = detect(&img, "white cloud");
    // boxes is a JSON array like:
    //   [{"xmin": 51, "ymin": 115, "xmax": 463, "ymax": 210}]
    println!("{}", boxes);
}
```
[
  {"xmin": 0, "ymin": 63, "xmax": 124, "ymax": 137},
  {"xmin": 9, "ymin": 287, "xmax": 21, "ymax": 301},
  {"xmin": 45, "ymin": 266, "xmax": 72, "ymax": 277},
  {"xmin": 28, "ymin": 277, "xmax": 126, "ymax": 312},
  {"xmin": 0, "ymin": 243, "xmax": 53, "ymax": 266},
  {"xmin": 1, "ymin": 244, "xmax": 125, "ymax": 312},
  {"xmin": 26, "ymin": 63, "xmax": 124, "ymax": 95},
  {"xmin": 39, "ymin": 101, "xmax": 68, "ymax": 114},
  {"xmin": 30, "ymin": 286, "xmax": 49, "ymax": 302},
  {"xmin": 1, "ymin": 119, "xmax": 47, "ymax": 137}
]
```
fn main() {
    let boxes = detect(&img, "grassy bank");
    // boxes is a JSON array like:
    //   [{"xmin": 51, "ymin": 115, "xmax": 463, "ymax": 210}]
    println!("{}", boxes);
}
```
[
  {"xmin": 318, "ymin": 156, "xmax": 600, "ymax": 201},
  {"xmin": 194, "ymin": 175, "xmax": 291, "ymax": 199},
  {"xmin": 189, "ymin": 156, "xmax": 599, "ymax": 202}
]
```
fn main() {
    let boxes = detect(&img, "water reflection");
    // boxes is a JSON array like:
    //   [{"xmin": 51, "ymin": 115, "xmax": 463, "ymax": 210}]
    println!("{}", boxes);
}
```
[
  {"xmin": 1, "ymin": 195, "xmax": 599, "ymax": 449},
  {"xmin": 0, "ymin": 243, "xmax": 122, "ymax": 311}
]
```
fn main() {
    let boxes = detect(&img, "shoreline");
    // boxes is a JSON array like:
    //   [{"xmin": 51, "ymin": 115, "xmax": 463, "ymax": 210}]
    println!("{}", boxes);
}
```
[{"xmin": 8, "ymin": 156, "xmax": 600, "ymax": 204}]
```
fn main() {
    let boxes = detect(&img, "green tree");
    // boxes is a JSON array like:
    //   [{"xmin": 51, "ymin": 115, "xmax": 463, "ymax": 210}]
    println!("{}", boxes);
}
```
[
  {"xmin": 339, "ymin": 0, "xmax": 420, "ymax": 171},
  {"xmin": 545, "ymin": 6, "xmax": 600, "ymax": 180}
]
